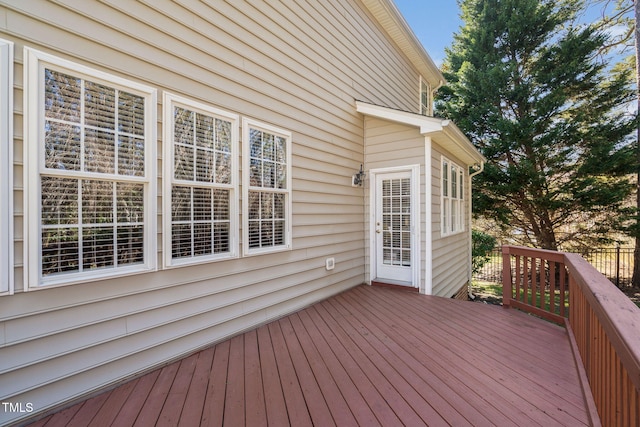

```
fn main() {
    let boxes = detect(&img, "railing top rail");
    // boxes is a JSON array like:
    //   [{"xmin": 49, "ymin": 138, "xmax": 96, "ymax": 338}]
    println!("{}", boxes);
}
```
[
  {"xmin": 564, "ymin": 252, "xmax": 640, "ymax": 391},
  {"xmin": 502, "ymin": 245, "xmax": 566, "ymax": 263}
]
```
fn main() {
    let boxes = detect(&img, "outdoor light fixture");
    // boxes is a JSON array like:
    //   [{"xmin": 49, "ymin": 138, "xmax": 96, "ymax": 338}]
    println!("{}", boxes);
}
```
[{"xmin": 352, "ymin": 164, "xmax": 365, "ymax": 187}]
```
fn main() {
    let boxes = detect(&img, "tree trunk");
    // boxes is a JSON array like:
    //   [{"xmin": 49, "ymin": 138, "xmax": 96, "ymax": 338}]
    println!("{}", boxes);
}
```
[
  {"xmin": 536, "ymin": 226, "xmax": 558, "ymax": 251},
  {"xmin": 632, "ymin": 0, "xmax": 640, "ymax": 287}
]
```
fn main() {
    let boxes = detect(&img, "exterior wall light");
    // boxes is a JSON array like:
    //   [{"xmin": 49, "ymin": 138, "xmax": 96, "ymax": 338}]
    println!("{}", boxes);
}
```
[{"xmin": 352, "ymin": 164, "xmax": 366, "ymax": 187}]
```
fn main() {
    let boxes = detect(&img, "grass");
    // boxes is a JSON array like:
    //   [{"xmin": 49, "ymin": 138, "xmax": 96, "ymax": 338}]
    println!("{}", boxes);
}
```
[
  {"xmin": 471, "ymin": 280, "xmax": 502, "ymax": 297},
  {"xmin": 472, "ymin": 280, "xmax": 569, "ymax": 316},
  {"xmin": 470, "ymin": 280, "xmax": 503, "ymax": 305}
]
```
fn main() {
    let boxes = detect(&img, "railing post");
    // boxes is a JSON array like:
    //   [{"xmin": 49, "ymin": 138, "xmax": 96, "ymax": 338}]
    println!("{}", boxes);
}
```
[
  {"xmin": 615, "ymin": 244, "xmax": 620, "ymax": 288},
  {"xmin": 502, "ymin": 246, "xmax": 512, "ymax": 308}
]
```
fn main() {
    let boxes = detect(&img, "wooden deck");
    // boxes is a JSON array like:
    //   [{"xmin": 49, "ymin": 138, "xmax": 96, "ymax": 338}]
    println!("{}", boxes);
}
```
[{"xmin": 25, "ymin": 285, "xmax": 594, "ymax": 426}]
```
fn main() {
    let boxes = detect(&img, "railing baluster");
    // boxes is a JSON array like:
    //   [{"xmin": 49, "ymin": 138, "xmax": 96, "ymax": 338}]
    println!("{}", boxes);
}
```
[
  {"xmin": 523, "ymin": 256, "xmax": 529, "ymax": 306},
  {"xmin": 559, "ymin": 262, "xmax": 566, "ymax": 319},
  {"xmin": 515, "ymin": 254, "xmax": 521, "ymax": 302},
  {"xmin": 549, "ymin": 261, "xmax": 556, "ymax": 315},
  {"xmin": 533, "ymin": 257, "xmax": 537, "ymax": 307},
  {"xmin": 502, "ymin": 247, "xmax": 513, "ymax": 308}
]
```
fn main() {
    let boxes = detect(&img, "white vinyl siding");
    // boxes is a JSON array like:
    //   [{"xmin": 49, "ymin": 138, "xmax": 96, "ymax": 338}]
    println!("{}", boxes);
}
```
[
  {"xmin": 441, "ymin": 157, "xmax": 464, "ymax": 236},
  {"xmin": 163, "ymin": 93, "xmax": 239, "ymax": 267},
  {"xmin": 242, "ymin": 118, "xmax": 292, "ymax": 255},
  {"xmin": 24, "ymin": 48, "xmax": 157, "ymax": 288},
  {"xmin": 0, "ymin": 39, "xmax": 13, "ymax": 295}
]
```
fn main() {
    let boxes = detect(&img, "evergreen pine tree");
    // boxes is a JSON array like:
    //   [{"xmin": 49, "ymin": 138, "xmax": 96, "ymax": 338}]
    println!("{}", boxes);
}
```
[{"xmin": 437, "ymin": 0, "xmax": 638, "ymax": 250}]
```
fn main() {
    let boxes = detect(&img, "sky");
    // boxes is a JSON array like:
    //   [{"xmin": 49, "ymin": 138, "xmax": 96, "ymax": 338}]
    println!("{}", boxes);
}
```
[
  {"xmin": 392, "ymin": 1, "xmax": 633, "ymax": 68},
  {"xmin": 392, "ymin": 1, "xmax": 462, "ymax": 67}
]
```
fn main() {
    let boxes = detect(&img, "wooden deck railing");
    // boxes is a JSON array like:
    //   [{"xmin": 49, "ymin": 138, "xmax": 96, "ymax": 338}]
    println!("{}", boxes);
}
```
[
  {"xmin": 503, "ymin": 245, "xmax": 640, "ymax": 426},
  {"xmin": 501, "ymin": 245, "xmax": 568, "ymax": 324}
]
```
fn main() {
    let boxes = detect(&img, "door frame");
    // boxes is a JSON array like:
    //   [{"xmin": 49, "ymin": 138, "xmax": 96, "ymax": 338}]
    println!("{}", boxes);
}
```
[{"xmin": 369, "ymin": 165, "xmax": 421, "ymax": 288}]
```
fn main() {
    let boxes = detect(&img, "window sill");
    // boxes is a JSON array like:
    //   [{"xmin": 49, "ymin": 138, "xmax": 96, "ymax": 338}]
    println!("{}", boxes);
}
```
[
  {"xmin": 441, "ymin": 229, "xmax": 466, "ymax": 238},
  {"xmin": 31, "ymin": 263, "xmax": 156, "ymax": 290},
  {"xmin": 243, "ymin": 244, "xmax": 292, "ymax": 257},
  {"xmin": 164, "ymin": 252, "xmax": 239, "ymax": 269}
]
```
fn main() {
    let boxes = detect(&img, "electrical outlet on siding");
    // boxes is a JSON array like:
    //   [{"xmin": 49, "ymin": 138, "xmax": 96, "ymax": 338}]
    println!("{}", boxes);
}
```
[{"xmin": 325, "ymin": 257, "xmax": 335, "ymax": 271}]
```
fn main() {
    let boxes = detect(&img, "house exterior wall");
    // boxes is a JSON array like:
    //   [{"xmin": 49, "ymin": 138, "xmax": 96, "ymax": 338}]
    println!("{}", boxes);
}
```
[
  {"xmin": 362, "ymin": 117, "xmax": 473, "ymax": 298},
  {"xmin": 0, "ymin": 0, "xmax": 426, "ymax": 423},
  {"xmin": 431, "ymin": 141, "xmax": 472, "ymax": 297},
  {"xmin": 362, "ymin": 117, "xmax": 426, "ymax": 291}
]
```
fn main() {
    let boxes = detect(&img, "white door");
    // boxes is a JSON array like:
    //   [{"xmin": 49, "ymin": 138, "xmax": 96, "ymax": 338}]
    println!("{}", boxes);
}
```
[{"xmin": 374, "ymin": 171, "xmax": 414, "ymax": 284}]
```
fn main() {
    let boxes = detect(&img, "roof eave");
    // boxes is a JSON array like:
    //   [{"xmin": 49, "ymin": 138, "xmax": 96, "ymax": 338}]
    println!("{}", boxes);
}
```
[
  {"xmin": 355, "ymin": 101, "xmax": 486, "ymax": 166},
  {"xmin": 360, "ymin": 0, "xmax": 445, "ymax": 88}
]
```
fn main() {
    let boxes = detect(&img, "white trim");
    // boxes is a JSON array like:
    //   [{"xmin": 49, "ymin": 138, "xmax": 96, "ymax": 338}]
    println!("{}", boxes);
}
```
[
  {"xmin": 24, "ymin": 47, "xmax": 157, "ymax": 289},
  {"xmin": 0, "ymin": 39, "xmax": 13, "ymax": 295},
  {"xmin": 467, "ymin": 163, "xmax": 484, "ymax": 290},
  {"xmin": 241, "ymin": 117, "xmax": 292, "ymax": 256},
  {"xmin": 424, "ymin": 137, "xmax": 432, "ymax": 295},
  {"xmin": 441, "ymin": 156, "xmax": 465, "ymax": 237},
  {"xmin": 162, "ymin": 92, "xmax": 239, "ymax": 268},
  {"xmin": 368, "ymin": 165, "xmax": 421, "ymax": 289},
  {"xmin": 419, "ymin": 76, "xmax": 430, "ymax": 116}
]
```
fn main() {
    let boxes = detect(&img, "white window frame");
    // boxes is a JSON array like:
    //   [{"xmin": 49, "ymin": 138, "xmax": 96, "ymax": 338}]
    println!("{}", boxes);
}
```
[
  {"xmin": 0, "ymin": 39, "xmax": 13, "ymax": 295},
  {"xmin": 420, "ymin": 76, "xmax": 430, "ymax": 116},
  {"xmin": 163, "ymin": 93, "xmax": 239, "ymax": 267},
  {"xmin": 441, "ymin": 156, "xmax": 465, "ymax": 236},
  {"xmin": 24, "ymin": 48, "xmax": 157, "ymax": 289},
  {"xmin": 242, "ymin": 118, "xmax": 292, "ymax": 256}
]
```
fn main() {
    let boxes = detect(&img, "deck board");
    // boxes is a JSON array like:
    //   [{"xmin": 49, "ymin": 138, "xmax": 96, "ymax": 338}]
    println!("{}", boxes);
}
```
[
  {"xmin": 178, "ymin": 347, "xmax": 214, "ymax": 426},
  {"xmin": 255, "ymin": 325, "xmax": 289, "ymax": 427},
  {"xmin": 23, "ymin": 285, "xmax": 594, "ymax": 426},
  {"xmin": 348, "ymin": 286, "xmax": 585, "ymax": 425},
  {"xmin": 243, "ymin": 330, "xmax": 268, "ymax": 427},
  {"xmin": 133, "ymin": 361, "xmax": 179, "ymax": 426},
  {"xmin": 201, "ymin": 340, "xmax": 229, "ymax": 427},
  {"xmin": 157, "ymin": 353, "xmax": 198, "ymax": 426},
  {"xmin": 224, "ymin": 335, "xmax": 245, "ymax": 427},
  {"xmin": 287, "ymin": 314, "xmax": 357, "ymax": 426},
  {"xmin": 296, "ymin": 309, "xmax": 382, "ymax": 426},
  {"xmin": 267, "ymin": 321, "xmax": 313, "ymax": 427},
  {"xmin": 337, "ymin": 289, "xmax": 501, "ymax": 426},
  {"xmin": 303, "ymin": 303, "xmax": 402, "ymax": 426},
  {"xmin": 322, "ymin": 297, "xmax": 450, "ymax": 426},
  {"xmin": 110, "ymin": 369, "xmax": 159, "ymax": 426},
  {"xmin": 88, "ymin": 377, "xmax": 137, "ymax": 426},
  {"xmin": 416, "ymin": 293, "xmax": 588, "ymax": 407}
]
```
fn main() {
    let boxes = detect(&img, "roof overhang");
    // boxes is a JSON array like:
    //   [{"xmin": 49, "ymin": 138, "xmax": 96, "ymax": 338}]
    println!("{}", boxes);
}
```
[
  {"xmin": 356, "ymin": 101, "xmax": 486, "ymax": 167},
  {"xmin": 360, "ymin": 0, "xmax": 444, "ymax": 89}
]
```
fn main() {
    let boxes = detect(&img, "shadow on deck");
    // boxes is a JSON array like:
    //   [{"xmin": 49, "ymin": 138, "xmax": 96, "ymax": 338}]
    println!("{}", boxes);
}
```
[{"xmin": 24, "ymin": 285, "xmax": 593, "ymax": 426}]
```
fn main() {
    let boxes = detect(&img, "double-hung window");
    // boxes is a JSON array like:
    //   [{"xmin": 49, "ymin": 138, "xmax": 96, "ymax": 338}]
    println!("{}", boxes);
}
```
[
  {"xmin": 242, "ymin": 119, "xmax": 292, "ymax": 255},
  {"xmin": 0, "ymin": 39, "xmax": 13, "ymax": 295},
  {"xmin": 24, "ymin": 48, "xmax": 157, "ymax": 288},
  {"xmin": 441, "ymin": 157, "xmax": 465, "ymax": 236},
  {"xmin": 420, "ymin": 77, "xmax": 430, "ymax": 116},
  {"xmin": 163, "ymin": 93, "xmax": 238, "ymax": 267}
]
